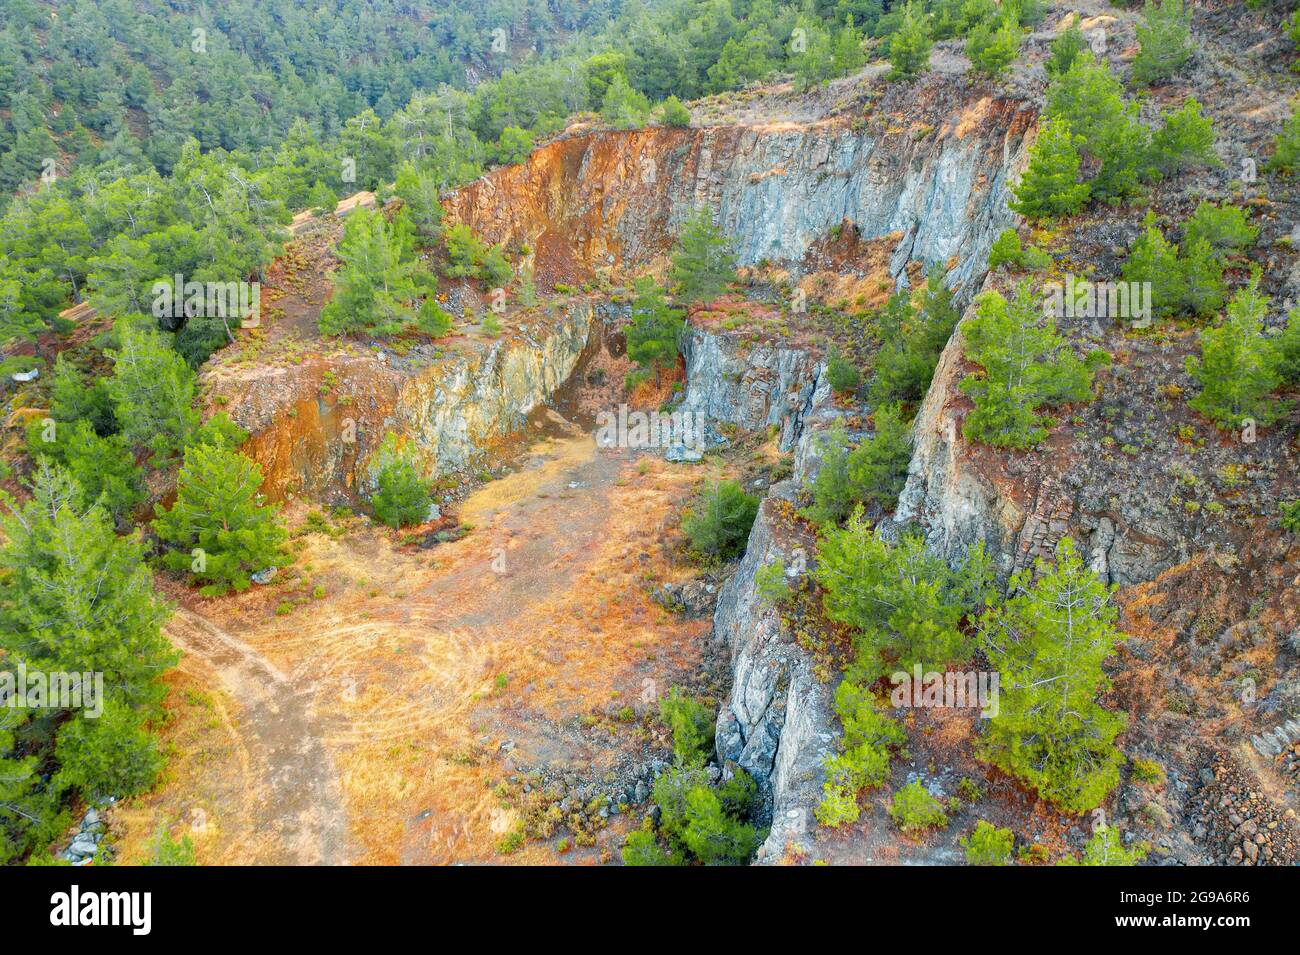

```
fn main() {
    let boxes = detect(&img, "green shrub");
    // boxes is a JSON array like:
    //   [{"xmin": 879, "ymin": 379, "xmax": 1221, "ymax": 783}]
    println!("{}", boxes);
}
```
[
  {"xmin": 1046, "ymin": 14, "xmax": 1087, "ymax": 77},
  {"xmin": 962, "ymin": 820, "xmax": 1015, "ymax": 865},
  {"xmin": 1266, "ymin": 100, "xmax": 1300, "ymax": 175},
  {"xmin": 871, "ymin": 269, "xmax": 960, "ymax": 403},
  {"xmin": 1130, "ymin": 757, "xmax": 1167, "ymax": 785},
  {"xmin": 1149, "ymin": 98, "xmax": 1217, "ymax": 175},
  {"xmin": 888, "ymin": 781, "xmax": 949, "ymax": 832},
  {"xmin": 1010, "ymin": 119, "xmax": 1090, "ymax": 219},
  {"xmin": 1058, "ymin": 825, "xmax": 1148, "ymax": 866},
  {"xmin": 979, "ymin": 538, "xmax": 1126, "ymax": 812},
  {"xmin": 659, "ymin": 96, "xmax": 691, "ymax": 127},
  {"xmin": 1185, "ymin": 279, "xmax": 1282, "ymax": 430},
  {"xmin": 888, "ymin": 2, "xmax": 933, "ymax": 81},
  {"xmin": 1183, "ymin": 202, "xmax": 1256, "ymax": 257},
  {"xmin": 369, "ymin": 433, "xmax": 433, "ymax": 528},
  {"xmin": 1131, "ymin": 0, "xmax": 1192, "ymax": 86},
  {"xmin": 681, "ymin": 479, "xmax": 759, "ymax": 561},
  {"xmin": 147, "ymin": 828, "xmax": 197, "ymax": 866},
  {"xmin": 988, "ymin": 228, "xmax": 1023, "ymax": 269},
  {"xmin": 966, "ymin": 13, "xmax": 1021, "ymax": 77},
  {"xmin": 659, "ymin": 687, "xmax": 715, "ymax": 764},
  {"xmin": 755, "ymin": 559, "xmax": 793, "ymax": 606},
  {"xmin": 816, "ymin": 680, "xmax": 906, "ymax": 828},
  {"xmin": 153, "ymin": 443, "xmax": 289, "ymax": 595},
  {"xmin": 802, "ymin": 407, "xmax": 911, "ymax": 525},
  {"xmin": 1280, "ymin": 500, "xmax": 1300, "ymax": 533},
  {"xmin": 826, "ymin": 346, "xmax": 862, "ymax": 396},
  {"xmin": 960, "ymin": 282, "xmax": 1103, "ymax": 449}
]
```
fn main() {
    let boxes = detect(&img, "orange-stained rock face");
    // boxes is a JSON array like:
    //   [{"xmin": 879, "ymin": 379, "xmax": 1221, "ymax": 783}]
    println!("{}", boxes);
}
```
[
  {"xmin": 209, "ymin": 302, "xmax": 595, "ymax": 503},
  {"xmin": 444, "ymin": 94, "xmax": 1036, "ymax": 296}
]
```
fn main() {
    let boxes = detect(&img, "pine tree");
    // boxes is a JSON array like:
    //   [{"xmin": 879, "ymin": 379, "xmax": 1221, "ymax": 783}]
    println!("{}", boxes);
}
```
[
  {"xmin": 1185, "ymin": 279, "xmax": 1283, "ymax": 430},
  {"xmin": 813, "ymin": 511, "xmax": 992, "ymax": 679},
  {"xmin": 979, "ymin": 537, "xmax": 1127, "ymax": 813},
  {"xmin": 393, "ymin": 161, "xmax": 444, "ymax": 242},
  {"xmin": 319, "ymin": 207, "xmax": 421, "ymax": 337},
  {"xmin": 960, "ymin": 282, "xmax": 1100, "ymax": 449},
  {"xmin": 668, "ymin": 207, "xmax": 738, "ymax": 304},
  {"xmin": 1277, "ymin": 304, "xmax": 1300, "ymax": 385},
  {"xmin": 1122, "ymin": 216, "xmax": 1185, "ymax": 317},
  {"xmin": 681, "ymin": 480, "xmax": 758, "ymax": 561},
  {"xmin": 1149, "ymin": 98, "xmax": 1217, "ymax": 175},
  {"xmin": 1046, "ymin": 15, "xmax": 1087, "ymax": 77},
  {"xmin": 625, "ymin": 279, "xmax": 685, "ymax": 387},
  {"xmin": 966, "ymin": 13, "xmax": 1021, "ymax": 78},
  {"xmin": 153, "ymin": 444, "xmax": 289, "ymax": 595},
  {"xmin": 1010, "ymin": 119, "xmax": 1091, "ymax": 219},
  {"xmin": 888, "ymin": 2, "xmax": 933, "ymax": 81},
  {"xmin": 600, "ymin": 74, "xmax": 651, "ymax": 129},
  {"xmin": 871, "ymin": 268, "xmax": 960, "ymax": 403},
  {"xmin": 1048, "ymin": 57, "xmax": 1150, "ymax": 201},
  {"xmin": 0, "ymin": 462, "xmax": 175, "ymax": 709},
  {"xmin": 27, "ymin": 418, "xmax": 143, "ymax": 519},
  {"xmin": 659, "ymin": 96, "xmax": 691, "ymax": 127},
  {"xmin": 1266, "ymin": 100, "xmax": 1300, "ymax": 175},
  {"xmin": 105, "ymin": 324, "xmax": 200, "ymax": 461},
  {"xmin": 369, "ymin": 433, "xmax": 433, "ymax": 528},
  {"xmin": 1131, "ymin": 0, "xmax": 1192, "ymax": 86}
]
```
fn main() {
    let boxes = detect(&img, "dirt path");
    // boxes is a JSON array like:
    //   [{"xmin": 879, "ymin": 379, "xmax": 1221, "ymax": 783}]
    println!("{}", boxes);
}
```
[
  {"xmin": 164, "ymin": 608, "xmax": 356, "ymax": 865},
  {"xmin": 127, "ymin": 420, "xmax": 718, "ymax": 865}
]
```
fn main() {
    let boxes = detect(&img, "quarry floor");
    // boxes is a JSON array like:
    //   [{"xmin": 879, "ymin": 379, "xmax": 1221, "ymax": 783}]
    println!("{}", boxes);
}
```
[{"xmin": 113, "ymin": 423, "xmax": 721, "ymax": 865}]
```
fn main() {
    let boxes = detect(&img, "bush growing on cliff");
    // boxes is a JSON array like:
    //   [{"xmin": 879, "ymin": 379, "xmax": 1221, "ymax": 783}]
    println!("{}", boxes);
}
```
[
  {"xmin": 963, "ymin": 820, "xmax": 1015, "ymax": 865},
  {"xmin": 966, "ymin": 12, "xmax": 1021, "ymax": 78},
  {"xmin": 1131, "ymin": 0, "xmax": 1192, "ymax": 86},
  {"xmin": 154, "ymin": 444, "xmax": 289, "ymax": 595},
  {"xmin": 625, "ymin": 763, "xmax": 761, "ymax": 866},
  {"xmin": 681, "ymin": 479, "xmax": 759, "ymax": 562},
  {"xmin": 887, "ymin": 2, "xmax": 933, "ymax": 81},
  {"xmin": 826, "ymin": 345, "xmax": 862, "ymax": 396},
  {"xmin": 889, "ymin": 781, "xmax": 949, "ymax": 832},
  {"xmin": 816, "ymin": 680, "xmax": 906, "ymax": 828},
  {"xmin": 1185, "ymin": 279, "xmax": 1284, "ymax": 430},
  {"xmin": 1047, "ymin": 57, "xmax": 1149, "ymax": 202},
  {"xmin": 871, "ymin": 268, "xmax": 960, "ymax": 403},
  {"xmin": 979, "ymin": 538, "xmax": 1127, "ymax": 813},
  {"xmin": 369, "ymin": 433, "xmax": 434, "ymax": 528},
  {"xmin": 393, "ymin": 162, "xmax": 444, "ymax": 242},
  {"xmin": 1266, "ymin": 100, "xmax": 1300, "ymax": 175},
  {"xmin": 813, "ymin": 511, "xmax": 993, "ymax": 680},
  {"xmin": 669, "ymin": 207, "xmax": 738, "ymax": 304},
  {"xmin": 1149, "ymin": 98, "xmax": 1218, "ymax": 175},
  {"xmin": 1046, "ymin": 15, "xmax": 1087, "ymax": 77},
  {"xmin": 1059, "ymin": 825, "xmax": 1148, "ymax": 866},
  {"xmin": 1010, "ymin": 119, "xmax": 1091, "ymax": 219},
  {"xmin": 659, "ymin": 687, "xmax": 715, "ymax": 764},
  {"xmin": 801, "ymin": 406, "xmax": 911, "ymax": 526},
  {"xmin": 658, "ymin": 96, "xmax": 691, "ymax": 128},
  {"xmin": 959, "ymin": 282, "xmax": 1105, "ymax": 449},
  {"xmin": 320, "ymin": 207, "xmax": 422, "ymax": 338},
  {"xmin": 1279, "ymin": 500, "xmax": 1300, "ymax": 534},
  {"xmin": 625, "ymin": 279, "xmax": 685, "ymax": 388}
]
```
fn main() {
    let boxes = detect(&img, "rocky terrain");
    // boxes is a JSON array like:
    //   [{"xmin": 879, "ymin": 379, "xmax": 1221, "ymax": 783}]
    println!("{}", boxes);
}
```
[{"xmin": 67, "ymin": 0, "xmax": 1300, "ymax": 868}]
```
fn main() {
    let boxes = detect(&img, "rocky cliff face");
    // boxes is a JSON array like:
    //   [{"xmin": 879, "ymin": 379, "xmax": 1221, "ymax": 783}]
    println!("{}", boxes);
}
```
[
  {"xmin": 680, "ymin": 327, "xmax": 824, "ymax": 452},
  {"xmin": 219, "ymin": 302, "xmax": 594, "ymax": 502},
  {"xmin": 445, "ymin": 93, "xmax": 1034, "ymax": 295},
  {"xmin": 685, "ymin": 323, "xmax": 845, "ymax": 862}
]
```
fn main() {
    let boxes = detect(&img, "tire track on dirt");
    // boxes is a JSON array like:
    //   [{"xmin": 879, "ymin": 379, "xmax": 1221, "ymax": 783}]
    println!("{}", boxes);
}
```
[{"xmin": 166, "ymin": 607, "xmax": 354, "ymax": 865}]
